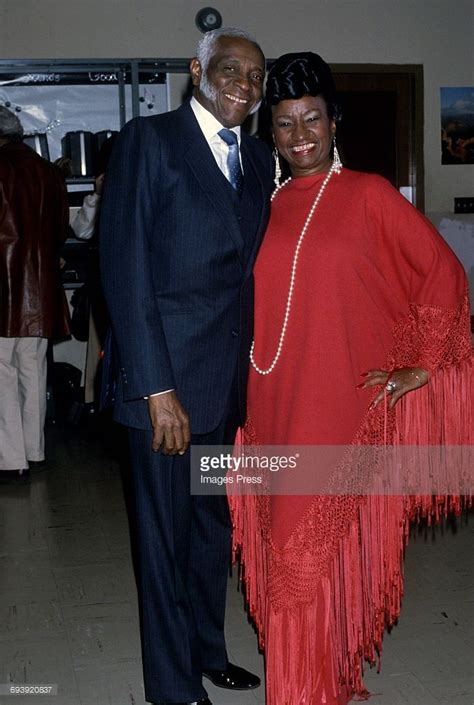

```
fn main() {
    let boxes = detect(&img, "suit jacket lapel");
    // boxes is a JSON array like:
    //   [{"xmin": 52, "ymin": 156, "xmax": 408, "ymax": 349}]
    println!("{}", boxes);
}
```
[
  {"xmin": 240, "ymin": 135, "xmax": 269, "ymax": 273},
  {"xmin": 178, "ymin": 103, "xmax": 245, "ymax": 260}
]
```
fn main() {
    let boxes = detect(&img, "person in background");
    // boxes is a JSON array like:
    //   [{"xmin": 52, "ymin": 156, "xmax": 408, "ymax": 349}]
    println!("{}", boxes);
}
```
[
  {"xmin": 54, "ymin": 156, "xmax": 74, "ymax": 178},
  {"xmin": 70, "ymin": 137, "xmax": 116, "ymax": 405},
  {"xmin": 0, "ymin": 106, "xmax": 70, "ymax": 484},
  {"xmin": 231, "ymin": 52, "xmax": 473, "ymax": 705},
  {"xmin": 99, "ymin": 28, "xmax": 273, "ymax": 705},
  {"xmin": 71, "ymin": 172, "xmax": 104, "ymax": 238},
  {"xmin": 71, "ymin": 134, "xmax": 115, "ymax": 240}
]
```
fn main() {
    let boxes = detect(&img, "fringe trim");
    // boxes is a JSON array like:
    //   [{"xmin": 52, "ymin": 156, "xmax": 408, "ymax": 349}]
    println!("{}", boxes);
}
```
[
  {"xmin": 231, "ymin": 426, "xmax": 268, "ymax": 649},
  {"xmin": 229, "ymin": 354, "xmax": 473, "ymax": 704}
]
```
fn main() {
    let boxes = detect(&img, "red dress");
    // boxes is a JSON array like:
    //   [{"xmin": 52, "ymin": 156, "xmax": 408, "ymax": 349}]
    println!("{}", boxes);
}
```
[{"xmin": 230, "ymin": 169, "xmax": 473, "ymax": 704}]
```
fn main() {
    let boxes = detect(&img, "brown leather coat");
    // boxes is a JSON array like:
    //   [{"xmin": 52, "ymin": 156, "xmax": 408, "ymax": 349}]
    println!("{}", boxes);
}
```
[{"xmin": 0, "ymin": 141, "xmax": 70, "ymax": 338}]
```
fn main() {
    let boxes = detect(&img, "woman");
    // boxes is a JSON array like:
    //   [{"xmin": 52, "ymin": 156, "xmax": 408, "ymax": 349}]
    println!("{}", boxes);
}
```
[{"xmin": 230, "ymin": 53, "xmax": 473, "ymax": 705}]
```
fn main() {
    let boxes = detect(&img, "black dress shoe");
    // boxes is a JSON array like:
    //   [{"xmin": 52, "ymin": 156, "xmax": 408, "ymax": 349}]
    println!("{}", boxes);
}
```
[
  {"xmin": 0, "ymin": 469, "xmax": 30, "ymax": 485},
  {"xmin": 203, "ymin": 662, "xmax": 260, "ymax": 690}
]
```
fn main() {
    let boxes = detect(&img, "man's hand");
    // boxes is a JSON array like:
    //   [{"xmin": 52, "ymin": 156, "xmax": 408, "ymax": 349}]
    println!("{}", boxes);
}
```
[
  {"xmin": 358, "ymin": 367, "xmax": 430, "ymax": 410},
  {"xmin": 147, "ymin": 391, "xmax": 191, "ymax": 455}
]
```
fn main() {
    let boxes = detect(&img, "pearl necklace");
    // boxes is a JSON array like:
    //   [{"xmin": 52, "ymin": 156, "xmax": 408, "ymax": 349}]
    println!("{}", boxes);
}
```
[{"xmin": 250, "ymin": 161, "xmax": 341, "ymax": 375}]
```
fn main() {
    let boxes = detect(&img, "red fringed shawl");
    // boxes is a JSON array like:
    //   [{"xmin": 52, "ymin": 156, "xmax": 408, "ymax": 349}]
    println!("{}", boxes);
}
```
[{"xmin": 229, "ymin": 170, "xmax": 473, "ymax": 705}]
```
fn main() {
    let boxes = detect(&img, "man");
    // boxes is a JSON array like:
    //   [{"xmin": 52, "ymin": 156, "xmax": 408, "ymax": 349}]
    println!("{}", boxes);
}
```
[
  {"xmin": 100, "ymin": 28, "xmax": 273, "ymax": 705},
  {"xmin": 0, "ymin": 107, "xmax": 70, "ymax": 483}
]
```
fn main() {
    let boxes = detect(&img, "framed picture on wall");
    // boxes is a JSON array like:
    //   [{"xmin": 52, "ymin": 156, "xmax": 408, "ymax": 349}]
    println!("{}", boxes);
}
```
[{"xmin": 440, "ymin": 87, "xmax": 474, "ymax": 164}]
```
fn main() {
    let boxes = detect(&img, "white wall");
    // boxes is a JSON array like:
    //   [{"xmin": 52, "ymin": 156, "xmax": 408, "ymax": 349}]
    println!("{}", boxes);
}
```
[{"xmin": 1, "ymin": 0, "xmax": 473, "ymax": 213}]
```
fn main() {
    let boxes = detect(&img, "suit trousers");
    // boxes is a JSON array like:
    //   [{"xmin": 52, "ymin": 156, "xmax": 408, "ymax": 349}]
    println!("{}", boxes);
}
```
[
  {"xmin": 127, "ymin": 385, "xmax": 240, "ymax": 704},
  {"xmin": 0, "ymin": 337, "xmax": 48, "ymax": 469}
]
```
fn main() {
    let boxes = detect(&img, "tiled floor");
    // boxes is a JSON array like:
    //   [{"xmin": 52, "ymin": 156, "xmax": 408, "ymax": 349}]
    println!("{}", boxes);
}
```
[{"xmin": 0, "ymin": 419, "xmax": 472, "ymax": 705}]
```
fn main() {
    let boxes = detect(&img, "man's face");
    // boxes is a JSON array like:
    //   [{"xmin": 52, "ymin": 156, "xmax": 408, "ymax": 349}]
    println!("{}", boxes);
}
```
[{"xmin": 190, "ymin": 36, "xmax": 265, "ymax": 128}]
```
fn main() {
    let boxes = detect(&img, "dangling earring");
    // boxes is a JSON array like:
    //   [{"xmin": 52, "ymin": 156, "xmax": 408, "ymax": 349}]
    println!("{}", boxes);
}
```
[
  {"xmin": 332, "ymin": 137, "xmax": 342, "ymax": 173},
  {"xmin": 273, "ymin": 148, "xmax": 282, "ymax": 187}
]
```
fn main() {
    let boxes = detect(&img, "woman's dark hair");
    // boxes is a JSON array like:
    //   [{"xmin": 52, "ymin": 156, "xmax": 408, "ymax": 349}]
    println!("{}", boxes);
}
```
[{"xmin": 265, "ymin": 52, "xmax": 340, "ymax": 121}]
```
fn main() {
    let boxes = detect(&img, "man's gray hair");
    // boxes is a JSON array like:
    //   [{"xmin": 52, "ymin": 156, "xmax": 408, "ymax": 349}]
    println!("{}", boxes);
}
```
[
  {"xmin": 196, "ymin": 27, "xmax": 263, "ymax": 72},
  {"xmin": 0, "ymin": 106, "xmax": 24, "ymax": 140}
]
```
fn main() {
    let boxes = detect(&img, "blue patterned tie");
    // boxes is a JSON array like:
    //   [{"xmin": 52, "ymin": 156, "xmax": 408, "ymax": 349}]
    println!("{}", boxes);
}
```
[{"xmin": 218, "ymin": 128, "xmax": 244, "ymax": 196}]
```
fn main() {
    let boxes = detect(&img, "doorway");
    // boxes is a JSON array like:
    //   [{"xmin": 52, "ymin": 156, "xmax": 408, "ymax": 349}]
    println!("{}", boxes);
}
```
[{"xmin": 331, "ymin": 65, "xmax": 424, "ymax": 210}]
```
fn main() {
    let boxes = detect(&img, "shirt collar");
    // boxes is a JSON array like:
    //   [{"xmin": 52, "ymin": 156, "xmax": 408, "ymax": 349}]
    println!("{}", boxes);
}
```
[{"xmin": 190, "ymin": 96, "xmax": 241, "ymax": 145}]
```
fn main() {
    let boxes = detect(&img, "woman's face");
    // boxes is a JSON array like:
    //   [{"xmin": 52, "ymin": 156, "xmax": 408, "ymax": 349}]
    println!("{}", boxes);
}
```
[{"xmin": 272, "ymin": 94, "xmax": 336, "ymax": 177}]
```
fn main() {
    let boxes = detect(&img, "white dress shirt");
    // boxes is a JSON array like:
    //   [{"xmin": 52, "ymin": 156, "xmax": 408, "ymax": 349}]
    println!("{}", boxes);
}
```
[{"xmin": 190, "ymin": 96, "xmax": 243, "ymax": 178}]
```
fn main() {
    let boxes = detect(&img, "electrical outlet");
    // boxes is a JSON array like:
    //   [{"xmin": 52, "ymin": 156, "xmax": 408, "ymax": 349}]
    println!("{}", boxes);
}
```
[{"xmin": 454, "ymin": 197, "xmax": 474, "ymax": 214}]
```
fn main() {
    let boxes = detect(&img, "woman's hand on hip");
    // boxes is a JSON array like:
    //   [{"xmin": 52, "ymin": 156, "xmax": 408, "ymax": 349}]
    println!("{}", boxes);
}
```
[{"xmin": 358, "ymin": 367, "xmax": 430, "ymax": 409}]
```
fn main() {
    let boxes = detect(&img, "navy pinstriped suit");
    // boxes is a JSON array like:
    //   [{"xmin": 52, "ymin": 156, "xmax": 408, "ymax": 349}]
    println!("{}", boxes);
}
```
[{"xmin": 100, "ymin": 101, "xmax": 273, "ymax": 703}]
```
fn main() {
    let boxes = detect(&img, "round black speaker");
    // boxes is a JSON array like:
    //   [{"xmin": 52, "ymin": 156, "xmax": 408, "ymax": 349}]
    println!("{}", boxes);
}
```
[{"xmin": 195, "ymin": 7, "xmax": 223, "ymax": 33}]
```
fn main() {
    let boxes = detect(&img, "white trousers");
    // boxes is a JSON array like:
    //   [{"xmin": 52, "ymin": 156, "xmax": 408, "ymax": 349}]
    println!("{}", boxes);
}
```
[{"xmin": 0, "ymin": 337, "xmax": 48, "ymax": 469}]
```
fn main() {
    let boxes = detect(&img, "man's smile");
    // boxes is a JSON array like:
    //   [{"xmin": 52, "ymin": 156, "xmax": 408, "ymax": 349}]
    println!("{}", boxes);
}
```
[{"xmin": 224, "ymin": 92, "xmax": 249, "ymax": 104}]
